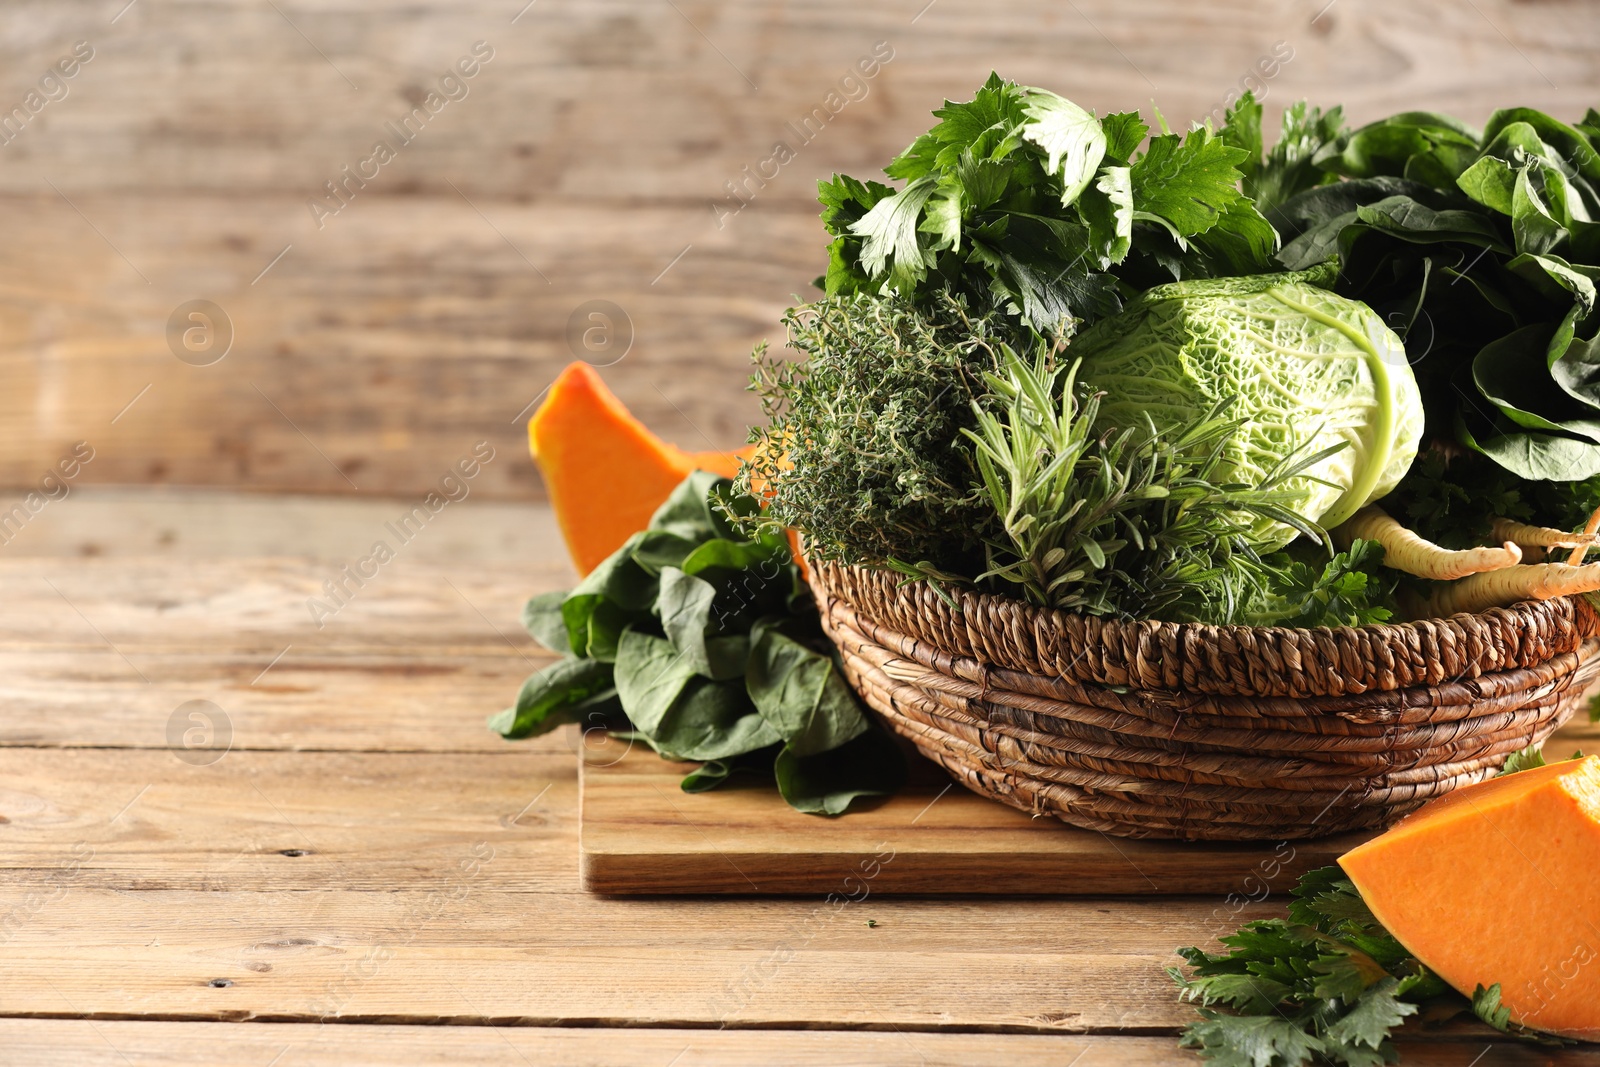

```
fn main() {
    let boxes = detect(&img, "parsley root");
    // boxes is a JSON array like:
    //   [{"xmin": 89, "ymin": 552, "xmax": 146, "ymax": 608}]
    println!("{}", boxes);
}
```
[
  {"xmin": 1338, "ymin": 507, "xmax": 1521, "ymax": 581},
  {"xmin": 1488, "ymin": 516, "xmax": 1600, "ymax": 550},
  {"xmin": 1568, "ymin": 504, "xmax": 1600, "ymax": 566},
  {"xmin": 1417, "ymin": 562, "xmax": 1600, "ymax": 616}
]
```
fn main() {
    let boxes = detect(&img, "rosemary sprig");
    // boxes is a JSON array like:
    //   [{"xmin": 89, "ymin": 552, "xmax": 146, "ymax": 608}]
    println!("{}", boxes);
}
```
[{"xmin": 964, "ymin": 343, "xmax": 1345, "ymax": 622}]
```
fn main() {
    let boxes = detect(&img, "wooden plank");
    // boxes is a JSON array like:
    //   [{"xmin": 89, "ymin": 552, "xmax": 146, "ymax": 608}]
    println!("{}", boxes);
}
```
[
  {"xmin": 0, "ymin": 746, "xmax": 1253, "ymax": 1032},
  {"xmin": 0, "ymin": 557, "xmax": 563, "ymax": 655},
  {"xmin": 0, "ymin": 487, "xmax": 567, "ymax": 564},
  {"xmin": 0, "ymin": 0, "xmax": 1595, "ymax": 496},
  {"xmin": 0, "ymin": 1022, "xmax": 1569, "ymax": 1067},
  {"xmin": 580, "ymin": 744, "xmax": 1368, "ymax": 895},
  {"xmin": 0, "ymin": 1021, "xmax": 1205, "ymax": 1067},
  {"xmin": 0, "ymin": 650, "xmax": 547, "ymax": 753}
]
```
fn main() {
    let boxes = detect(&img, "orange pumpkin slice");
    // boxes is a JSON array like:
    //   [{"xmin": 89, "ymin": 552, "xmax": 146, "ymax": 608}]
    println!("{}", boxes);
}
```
[
  {"xmin": 1339, "ymin": 755, "xmax": 1600, "ymax": 1039},
  {"xmin": 528, "ymin": 362, "xmax": 749, "ymax": 576}
]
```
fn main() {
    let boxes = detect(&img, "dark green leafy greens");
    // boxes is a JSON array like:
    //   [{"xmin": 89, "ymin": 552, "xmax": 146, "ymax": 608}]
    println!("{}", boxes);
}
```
[
  {"xmin": 1385, "ymin": 446, "xmax": 1600, "ymax": 550},
  {"xmin": 1174, "ymin": 864, "xmax": 1568, "ymax": 1065},
  {"xmin": 1219, "ymin": 93, "xmax": 1348, "ymax": 229},
  {"xmin": 818, "ymin": 72, "xmax": 1277, "ymax": 338},
  {"xmin": 492, "ymin": 471, "xmax": 904, "ymax": 814},
  {"xmin": 1258, "ymin": 538, "xmax": 1395, "ymax": 628},
  {"xmin": 1272, "ymin": 105, "xmax": 1600, "ymax": 486},
  {"xmin": 741, "ymin": 290, "xmax": 1399, "ymax": 625},
  {"xmin": 745, "ymin": 78, "xmax": 1405, "ymax": 626}
]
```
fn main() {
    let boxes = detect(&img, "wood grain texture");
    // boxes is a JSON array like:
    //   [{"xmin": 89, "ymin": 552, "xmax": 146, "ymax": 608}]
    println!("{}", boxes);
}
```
[
  {"xmin": 0, "ymin": 486, "xmax": 569, "ymax": 563},
  {"xmin": 5, "ymin": 1022, "xmax": 1584, "ymax": 1067},
  {"xmin": 0, "ymin": 0, "xmax": 1596, "ymax": 496},
  {"xmin": 579, "ymin": 745, "xmax": 1370, "ymax": 895},
  {"xmin": 0, "ymin": 556, "xmax": 561, "ymax": 654},
  {"xmin": 0, "ymin": 549, "xmax": 1576, "ymax": 1061},
  {"xmin": 0, "ymin": 1022, "xmax": 1199, "ymax": 1067}
]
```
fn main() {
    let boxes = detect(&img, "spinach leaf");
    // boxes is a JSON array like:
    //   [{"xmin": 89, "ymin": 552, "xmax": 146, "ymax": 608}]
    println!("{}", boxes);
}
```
[
  {"xmin": 658, "ymin": 568, "xmax": 750, "ymax": 681},
  {"xmin": 497, "ymin": 473, "xmax": 903, "ymax": 815},
  {"xmin": 489, "ymin": 657, "xmax": 615, "ymax": 739},
  {"xmin": 1275, "ymin": 103, "xmax": 1600, "ymax": 491},
  {"xmin": 774, "ymin": 728, "xmax": 906, "ymax": 815},
  {"xmin": 520, "ymin": 590, "xmax": 571, "ymax": 653},
  {"xmin": 746, "ymin": 623, "xmax": 869, "ymax": 757}
]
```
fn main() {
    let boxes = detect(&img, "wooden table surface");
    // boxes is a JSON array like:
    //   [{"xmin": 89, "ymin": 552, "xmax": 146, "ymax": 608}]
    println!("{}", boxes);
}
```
[{"xmin": 5, "ymin": 514, "xmax": 1599, "ymax": 1065}]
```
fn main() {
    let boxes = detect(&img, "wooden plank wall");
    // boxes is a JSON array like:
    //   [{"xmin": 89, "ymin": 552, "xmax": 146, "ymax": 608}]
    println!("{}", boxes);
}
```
[{"xmin": 0, "ymin": 0, "xmax": 1596, "ymax": 498}]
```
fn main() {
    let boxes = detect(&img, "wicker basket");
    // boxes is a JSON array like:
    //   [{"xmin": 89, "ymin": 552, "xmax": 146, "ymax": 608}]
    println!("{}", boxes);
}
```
[{"xmin": 811, "ymin": 562, "xmax": 1600, "ymax": 841}]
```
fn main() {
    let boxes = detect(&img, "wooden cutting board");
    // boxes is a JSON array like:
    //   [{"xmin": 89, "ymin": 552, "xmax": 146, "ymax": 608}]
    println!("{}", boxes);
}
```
[{"xmin": 578, "ymin": 742, "xmax": 1372, "ymax": 895}]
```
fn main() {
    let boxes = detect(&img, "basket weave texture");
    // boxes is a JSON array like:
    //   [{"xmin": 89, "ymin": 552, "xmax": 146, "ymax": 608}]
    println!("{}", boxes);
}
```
[{"xmin": 811, "ymin": 562, "xmax": 1600, "ymax": 840}]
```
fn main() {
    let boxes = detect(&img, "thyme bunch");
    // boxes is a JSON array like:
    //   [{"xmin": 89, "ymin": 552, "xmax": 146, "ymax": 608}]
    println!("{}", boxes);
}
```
[{"xmin": 738, "ymin": 292, "xmax": 1010, "ymax": 573}]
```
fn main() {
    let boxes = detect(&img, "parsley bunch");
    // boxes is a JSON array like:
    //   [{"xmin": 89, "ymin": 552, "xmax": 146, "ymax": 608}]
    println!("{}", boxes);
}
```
[
  {"xmin": 817, "ymin": 72, "xmax": 1276, "ymax": 339},
  {"xmin": 1174, "ymin": 768, "xmax": 1574, "ymax": 1067}
]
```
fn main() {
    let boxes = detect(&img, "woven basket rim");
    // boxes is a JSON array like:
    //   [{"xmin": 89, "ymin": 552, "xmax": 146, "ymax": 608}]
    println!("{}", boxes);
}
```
[
  {"xmin": 810, "ymin": 560, "xmax": 1599, "ymax": 699},
  {"xmin": 813, "ymin": 559, "xmax": 1587, "ymax": 641}
]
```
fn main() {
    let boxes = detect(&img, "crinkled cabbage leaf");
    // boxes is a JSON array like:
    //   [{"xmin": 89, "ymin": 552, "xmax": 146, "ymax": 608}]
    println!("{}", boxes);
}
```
[{"xmin": 1070, "ymin": 269, "xmax": 1424, "ymax": 547}]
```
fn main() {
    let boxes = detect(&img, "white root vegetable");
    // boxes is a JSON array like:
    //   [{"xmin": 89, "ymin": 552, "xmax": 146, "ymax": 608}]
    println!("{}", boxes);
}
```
[
  {"xmin": 1489, "ymin": 517, "xmax": 1600, "ymax": 550},
  {"xmin": 1415, "ymin": 562, "xmax": 1600, "ymax": 617},
  {"xmin": 1570, "ymin": 504, "xmax": 1600, "ymax": 566},
  {"xmin": 1337, "ymin": 507, "xmax": 1522, "ymax": 580}
]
